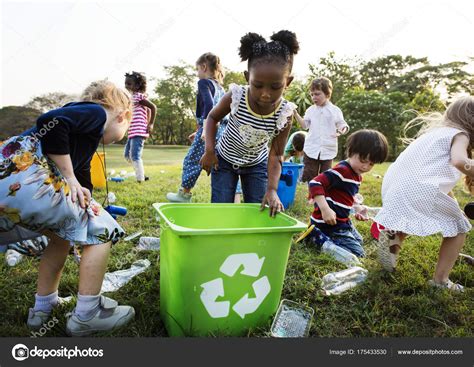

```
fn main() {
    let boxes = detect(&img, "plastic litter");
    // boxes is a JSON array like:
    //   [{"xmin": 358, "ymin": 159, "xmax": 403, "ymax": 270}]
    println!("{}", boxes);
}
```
[
  {"xmin": 459, "ymin": 253, "xmax": 474, "ymax": 266},
  {"xmin": 137, "ymin": 237, "xmax": 160, "ymax": 251},
  {"xmin": 6, "ymin": 249, "xmax": 23, "ymax": 266},
  {"xmin": 321, "ymin": 241, "xmax": 362, "ymax": 266},
  {"xmin": 123, "ymin": 231, "xmax": 143, "ymax": 242},
  {"xmin": 271, "ymin": 299, "xmax": 314, "ymax": 337},
  {"xmin": 107, "ymin": 192, "xmax": 117, "ymax": 204},
  {"xmin": 101, "ymin": 259, "xmax": 151, "ymax": 293},
  {"xmin": 321, "ymin": 266, "xmax": 368, "ymax": 295}
]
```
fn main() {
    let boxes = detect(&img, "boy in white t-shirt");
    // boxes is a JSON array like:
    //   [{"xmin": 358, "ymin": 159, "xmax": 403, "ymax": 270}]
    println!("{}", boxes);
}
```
[{"xmin": 293, "ymin": 77, "xmax": 349, "ymax": 182}]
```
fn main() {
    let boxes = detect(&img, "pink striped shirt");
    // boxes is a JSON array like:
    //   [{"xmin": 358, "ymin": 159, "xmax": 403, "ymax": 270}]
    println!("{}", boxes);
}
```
[{"xmin": 128, "ymin": 92, "xmax": 149, "ymax": 138}]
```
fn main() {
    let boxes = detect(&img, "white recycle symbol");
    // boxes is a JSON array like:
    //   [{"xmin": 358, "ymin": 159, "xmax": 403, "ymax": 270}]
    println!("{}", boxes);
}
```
[{"xmin": 200, "ymin": 253, "xmax": 271, "ymax": 319}]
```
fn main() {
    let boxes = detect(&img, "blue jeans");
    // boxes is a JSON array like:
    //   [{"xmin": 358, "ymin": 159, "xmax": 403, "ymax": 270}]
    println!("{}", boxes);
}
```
[
  {"xmin": 124, "ymin": 136, "xmax": 145, "ymax": 162},
  {"xmin": 308, "ymin": 224, "xmax": 365, "ymax": 258},
  {"xmin": 211, "ymin": 155, "xmax": 267, "ymax": 203}
]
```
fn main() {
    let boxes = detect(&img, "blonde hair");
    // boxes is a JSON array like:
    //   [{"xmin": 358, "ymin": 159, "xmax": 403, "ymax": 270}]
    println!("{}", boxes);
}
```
[
  {"xmin": 81, "ymin": 80, "xmax": 132, "ymax": 121},
  {"xmin": 402, "ymin": 96, "xmax": 474, "ymax": 192},
  {"xmin": 196, "ymin": 53, "xmax": 224, "ymax": 85}
]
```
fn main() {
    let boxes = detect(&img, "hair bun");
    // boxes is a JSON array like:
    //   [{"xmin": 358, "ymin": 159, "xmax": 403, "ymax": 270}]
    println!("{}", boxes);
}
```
[
  {"xmin": 239, "ymin": 32, "xmax": 266, "ymax": 61},
  {"xmin": 270, "ymin": 30, "xmax": 299, "ymax": 55}
]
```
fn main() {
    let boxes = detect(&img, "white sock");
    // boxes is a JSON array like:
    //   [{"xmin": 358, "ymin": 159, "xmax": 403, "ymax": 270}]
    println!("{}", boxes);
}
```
[
  {"xmin": 33, "ymin": 291, "xmax": 58, "ymax": 313},
  {"xmin": 74, "ymin": 293, "xmax": 101, "ymax": 321}
]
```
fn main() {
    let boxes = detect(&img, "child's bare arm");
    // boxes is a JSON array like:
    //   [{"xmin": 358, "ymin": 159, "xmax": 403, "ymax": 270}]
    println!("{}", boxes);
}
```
[
  {"xmin": 293, "ymin": 110, "xmax": 310, "ymax": 129},
  {"xmin": 139, "ymin": 99, "xmax": 157, "ymax": 132},
  {"xmin": 313, "ymin": 195, "xmax": 337, "ymax": 225},
  {"xmin": 451, "ymin": 133, "xmax": 474, "ymax": 177}
]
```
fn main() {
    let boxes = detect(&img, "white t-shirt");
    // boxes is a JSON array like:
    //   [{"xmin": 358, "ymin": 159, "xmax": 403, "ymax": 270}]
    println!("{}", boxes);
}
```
[{"xmin": 301, "ymin": 102, "xmax": 348, "ymax": 160}]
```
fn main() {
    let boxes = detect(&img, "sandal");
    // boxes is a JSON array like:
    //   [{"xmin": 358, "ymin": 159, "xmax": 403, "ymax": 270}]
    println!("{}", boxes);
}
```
[{"xmin": 428, "ymin": 279, "xmax": 464, "ymax": 293}]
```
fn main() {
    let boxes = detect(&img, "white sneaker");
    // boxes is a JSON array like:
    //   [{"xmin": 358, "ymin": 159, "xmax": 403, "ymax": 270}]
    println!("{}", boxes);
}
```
[
  {"xmin": 27, "ymin": 296, "xmax": 73, "ymax": 330},
  {"xmin": 428, "ymin": 279, "xmax": 464, "ymax": 293},
  {"xmin": 66, "ymin": 296, "xmax": 135, "ymax": 337},
  {"xmin": 166, "ymin": 188, "xmax": 192, "ymax": 203}
]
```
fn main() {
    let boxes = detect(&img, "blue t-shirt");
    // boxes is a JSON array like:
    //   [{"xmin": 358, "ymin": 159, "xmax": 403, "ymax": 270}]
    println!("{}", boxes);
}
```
[{"xmin": 196, "ymin": 79, "xmax": 216, "ymax": 120}]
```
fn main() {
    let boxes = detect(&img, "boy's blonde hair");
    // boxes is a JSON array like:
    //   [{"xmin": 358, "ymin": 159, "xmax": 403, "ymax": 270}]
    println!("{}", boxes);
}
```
[
  {"xmin": 196, "ymin": 53, "xmax": 224, "ymax": 85},
  {"xmin": 81, "ymin": 80, "xmax": 132, "ymax": 121},
  {"xmin": 310, "ymin": 77, "xmax": 333, "ymax": 98}
]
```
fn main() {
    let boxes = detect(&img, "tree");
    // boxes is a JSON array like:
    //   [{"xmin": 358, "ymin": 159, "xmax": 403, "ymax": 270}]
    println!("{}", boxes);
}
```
[
  {"xmin": 152, "ymin": 63, "xmax": 196, "ymax": 145},
  {"xmin": 308, "ymin": 52, "xmax": 360, "ymax": 104},
  {"xmin": 223, "ymin": 69, "xmax": 246, "ymax": 91},
  {"xmin": 337, "ymin": 89, "xmax": 406, "ymax": 159},
  {"xmin": 24, "ymin": 92, "xmax": 78, "ymax": 112},
  {"xmin": 285, "ymin": 79, "xmax": 312, "ymax": 116},
  {"xmin": 0, "ymin": 106, "xmax": 41, "ymax": 139}
]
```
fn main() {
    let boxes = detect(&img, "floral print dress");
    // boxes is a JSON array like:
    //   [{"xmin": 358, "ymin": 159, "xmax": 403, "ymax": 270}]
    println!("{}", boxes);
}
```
[{"xmin": 0, "ymin": 135, "xmax": 124, "ymax": 257}]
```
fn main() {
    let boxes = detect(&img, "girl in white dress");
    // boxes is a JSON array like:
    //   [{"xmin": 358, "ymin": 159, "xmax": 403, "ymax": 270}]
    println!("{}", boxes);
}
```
[{"xmin": 375, "ymin": 96, "xmax": 474, "ymax": 292}]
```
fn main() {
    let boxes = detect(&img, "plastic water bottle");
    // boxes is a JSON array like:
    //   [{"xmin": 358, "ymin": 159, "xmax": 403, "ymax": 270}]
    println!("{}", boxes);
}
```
[
  {"xmin": 321, "ymin": 241, "xmax": 361, "ymax": 266},
  {"xmin": 107, "ymin": 192, "xmax": 117, "ymax": 204},
  {"xmin": 321, "ymin": 266, "xmax": 368, "ymax": 295},
  {"xmin": 6, "ymin": 249, "xmax": 23, "ymax": 267}
]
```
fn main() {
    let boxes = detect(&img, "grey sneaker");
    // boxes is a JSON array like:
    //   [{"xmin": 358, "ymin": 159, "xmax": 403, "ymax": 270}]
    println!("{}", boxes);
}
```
[
  {"xmin": 66, "ymin": 296, "xmax": 135, "ymax": 337},
  {"xmin": 27, "ymin": 309, "xmax": 51, "ymax": 331},
  {"xmin": 27, "ymin": 296, "xmax": 73, "ymax": 331},
  {"xmin": 166, "ymin": 188, "xmax": 192, "ymax": 203}
]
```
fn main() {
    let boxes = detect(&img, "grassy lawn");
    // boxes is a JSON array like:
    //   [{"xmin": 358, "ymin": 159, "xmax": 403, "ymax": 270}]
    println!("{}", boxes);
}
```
[{"xmin": 0, "ymin": 144, "xmax": 472, "ymax": 337}]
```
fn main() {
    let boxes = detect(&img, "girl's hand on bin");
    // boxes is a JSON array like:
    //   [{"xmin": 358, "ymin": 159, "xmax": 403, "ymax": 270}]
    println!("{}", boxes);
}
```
[
  {"xmin": 200, "ymin": 152, "xmax": 219, "ymax": 176},
  {"xmin": 66, "ymin": 176, "xmax": 91, "ymax": 209},
  {"xmin": 261, "ymin": 189, "xmax": 284, "ymax": 217}
]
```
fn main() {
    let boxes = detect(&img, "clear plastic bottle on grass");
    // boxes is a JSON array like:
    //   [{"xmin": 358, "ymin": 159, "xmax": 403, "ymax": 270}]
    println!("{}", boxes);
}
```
[
  {"xmin": 321, "ymin": 242, "xmax": 361, "ymax": 266},
  {"xmin": 6, "ymin": 249, "xmax": 23, "ymax": 267},
  {"xmin": 321, "ymin": 266, "xmax": 368, "ymax": 295}
]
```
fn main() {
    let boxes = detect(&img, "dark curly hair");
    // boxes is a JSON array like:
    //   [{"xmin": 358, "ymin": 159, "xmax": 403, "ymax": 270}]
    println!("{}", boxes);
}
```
[
  {"xmin": 238, "ymin": 30, "xmax": 299, "ymax": 72},
  {"xmin": 124, "ymin": 71, "xmax": 147, "ymax": 93}
]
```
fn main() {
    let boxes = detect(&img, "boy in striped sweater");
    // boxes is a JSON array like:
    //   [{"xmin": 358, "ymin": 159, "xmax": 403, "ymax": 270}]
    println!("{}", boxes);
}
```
[{"xmin": 306, "ymin": 129, "xmax": 388, "ymax": 257}]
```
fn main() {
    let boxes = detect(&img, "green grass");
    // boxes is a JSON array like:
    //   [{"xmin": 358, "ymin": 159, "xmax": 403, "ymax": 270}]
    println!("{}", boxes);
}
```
[{"xmin": 0, "ymin": 145, "xmax": 472, "ymax": 337}]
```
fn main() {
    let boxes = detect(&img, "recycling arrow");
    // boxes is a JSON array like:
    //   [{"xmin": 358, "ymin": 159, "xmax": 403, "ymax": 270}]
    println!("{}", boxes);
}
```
[
  {"xmin": 219, "ymin": 253, "xmax": 265, "ymax": 277},
  {"xmin": 200, "ymin": 278, "xmax": 230, "ymax": 318},
  {"xmin": 232, "ymin": 276, "xmax": 271, "ymax": 319}
]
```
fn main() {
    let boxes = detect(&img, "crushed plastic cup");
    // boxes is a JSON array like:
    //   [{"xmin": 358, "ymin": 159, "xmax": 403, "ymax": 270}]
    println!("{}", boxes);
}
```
[
  {"xmin": 137, "ymin": 237, "xmax": 160, "ymax": 251},
  {"xmin": 101, "ymin": 259, "xmax": 151, "ymax": 293},
  {"xmin": 321, "ymin": 266, "xmax": 368, "ymax": 296},
  {"xmin": 271, "ymin": 299, "xmax": 314, "ymax": 337}
]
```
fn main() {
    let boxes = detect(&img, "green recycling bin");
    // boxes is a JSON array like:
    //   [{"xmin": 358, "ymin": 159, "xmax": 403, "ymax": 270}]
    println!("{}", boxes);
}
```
[{"xmin": 153, "ymin": 203, "xmax": 306, "ymax": 336}]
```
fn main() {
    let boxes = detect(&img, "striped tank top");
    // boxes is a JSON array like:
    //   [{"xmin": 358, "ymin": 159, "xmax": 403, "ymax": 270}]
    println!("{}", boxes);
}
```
[{"xmin": 216, "ymin": 84, "xmax": 296, "ymax": 167}]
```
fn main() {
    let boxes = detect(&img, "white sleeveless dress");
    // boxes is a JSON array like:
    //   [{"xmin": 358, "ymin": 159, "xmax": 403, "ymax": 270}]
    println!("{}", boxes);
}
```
[{"xmin": 375, "ymin": 127, "xmax": 472, "ymax": 237}]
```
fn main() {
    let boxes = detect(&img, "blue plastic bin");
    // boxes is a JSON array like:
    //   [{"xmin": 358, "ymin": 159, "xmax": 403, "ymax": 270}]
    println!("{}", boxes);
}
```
[{"xmin": 277, "ymin": 162, "xmax": 304, "ymax": 209}]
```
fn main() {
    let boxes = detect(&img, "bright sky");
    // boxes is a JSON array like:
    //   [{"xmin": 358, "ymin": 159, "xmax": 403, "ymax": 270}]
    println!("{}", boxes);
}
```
[{"xmin": 1, "ymin": 0, "xmax": 473, "ymax": 107}]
